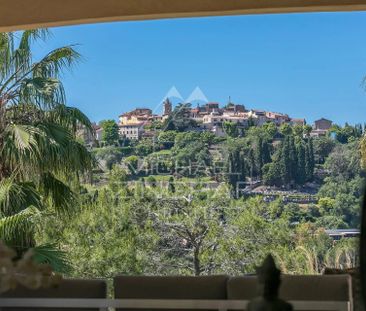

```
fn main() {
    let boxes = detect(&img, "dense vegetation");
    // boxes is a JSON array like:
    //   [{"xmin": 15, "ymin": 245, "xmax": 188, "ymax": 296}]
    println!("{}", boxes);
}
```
[{"xmin": 38, "ymin": 118, "xmax": 365, "ymax": 277}]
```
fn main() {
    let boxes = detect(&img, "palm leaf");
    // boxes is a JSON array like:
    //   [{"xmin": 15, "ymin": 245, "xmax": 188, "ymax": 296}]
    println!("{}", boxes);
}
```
[
  {"xmin": 0, "ymin": 32, "xmax": 13, "ymax": 79},
  {"xmin": 19, "ymin": 29, "xmax": 49, "ymax": 51},
  {"xmin": 2, "ymin": 124, "xmax": 42, "ymax": 173},
  {"xmin": 5, "ymin": 123, "xmax": 40, "ymax": 153},
  {"xmin": 36, "ymin": 121, "xmax": 72, "ymax": 148},
  {"xmin": 34, "ymin": 46, "xmax": 81, "ymax": 79},
  {"xmin": 0, "ymin": 178, "xmax": 42, "ymax": 216},
  {"xmin": 32, "ymin": 243, "xmax": 72, "ymax": 273},
  {"xmin": 49, "ymin": 105, "xmax": 93, "ymax": 133},
  {"xmin": 18, "ymin": 77, "xmax": 65, "ymax": 109},
  {"xmin": 40, "ymin": 172, "xmax": 76, "ymax": 214},
  {"xmin": 13, "ymin": 29, "xmax": 49, "ymax": 75},
  {"xmin": 0, "ymin": 206, "xmax": 40, "ymax": 249}
]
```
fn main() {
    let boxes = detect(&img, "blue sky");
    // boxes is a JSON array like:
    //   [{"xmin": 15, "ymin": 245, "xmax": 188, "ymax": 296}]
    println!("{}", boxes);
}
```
[{"xmin": 33, "ymin": 11, "xmax": 366, "ymax": 125}]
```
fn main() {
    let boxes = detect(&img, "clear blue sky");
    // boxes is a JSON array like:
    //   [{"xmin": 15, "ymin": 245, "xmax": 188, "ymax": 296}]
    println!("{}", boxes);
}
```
[{"xmin": 33, "ymin": 11, "xmax": 366, "ymax": 125}]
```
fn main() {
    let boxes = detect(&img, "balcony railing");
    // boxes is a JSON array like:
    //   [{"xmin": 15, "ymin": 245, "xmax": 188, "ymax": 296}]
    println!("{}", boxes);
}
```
[{"xmin": 0, "ymin": 298, "xmax": 351, "ymax": 311}]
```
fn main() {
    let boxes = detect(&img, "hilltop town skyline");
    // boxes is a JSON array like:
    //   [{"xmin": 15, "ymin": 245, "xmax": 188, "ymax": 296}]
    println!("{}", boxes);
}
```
[
  {"xmin": 90, "ymin": 83, "xmax": 362, "ymax": 127},
  {"xmin": 33, "ymin": 13, "xmax": 366, "ymax": 125},
  {"xmin": 93, "ymin": 97, "xmax": 353, "ymax": 126},
  {"xmin": 88, "ymin": 99, "xmax": 337, "ymax": 144}
]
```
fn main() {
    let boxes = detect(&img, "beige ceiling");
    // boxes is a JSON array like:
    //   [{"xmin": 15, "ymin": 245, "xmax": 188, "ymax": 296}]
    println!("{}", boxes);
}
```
[{"xmin": 1, "ymin": 0, "xmax": 366, "ymax": 32}]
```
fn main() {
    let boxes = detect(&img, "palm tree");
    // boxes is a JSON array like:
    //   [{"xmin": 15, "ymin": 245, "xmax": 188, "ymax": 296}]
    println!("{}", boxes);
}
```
[{"xmin": 0, "ymin": 29, "xmax": 94, "ymax": 271}]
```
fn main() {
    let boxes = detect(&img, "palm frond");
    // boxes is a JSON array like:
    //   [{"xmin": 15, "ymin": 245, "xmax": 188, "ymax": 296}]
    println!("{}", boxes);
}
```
[
  {"xmin": 33, "ymin": 46, "xmax": 81, "ymax": 79},
  {"xmin": 14, "ymin": 29, "xmax": 49, "ymax": 74},
  {"xmin": 2, "ymin": 124, "xmax": 42, "ymax": 173},
  {"xmin": 32, "ymin": 243, "xmax": 72, "ymax": 273},
  {"xmin": 37, "ymin": 121, "xmax": 72, "ymax": 147},
  {"xmin": 18, "ymin": 76, "xmax": 65, "ymax": 109},
  {"xmin": 0, "ymin": 206, "xmax": 40, "ymax": 249},
  {"xmin": 0, "ymin": 32, "xmax": 14, "ymax": 80},
  {"xmin": 49, "ymin": 105, "xmax": 93, "ymax": 134},
  {"xmin": 40, "ymin": 172, "xmax": 76, "ymax": 215},
  {"xmin": 61, "ymin": 140, "xmax": 95, "ymax": 173},
  {"xmin": 5, "ymin": 123, "xmax": 40, "ymax": 153},
  {"xmin": 35, "ymin": 122, "xmax": 90, "ymax": 173},
  {"xmin": 19, "ymin": 29, "xmax": 49, "ymax": 51},
  {"xmin": 0, "ymin": 178, "xmax": 42, "ymax": 216}
]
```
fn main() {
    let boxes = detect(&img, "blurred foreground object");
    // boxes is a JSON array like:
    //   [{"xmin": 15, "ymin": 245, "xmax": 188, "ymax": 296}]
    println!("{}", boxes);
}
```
[
  {"xmin": 0, "ymin": 241, "xmax": 61, "ymax": 293},
  {"xmin": 248, "ymin": 254, "xmax": 293, "ymax": 311}
]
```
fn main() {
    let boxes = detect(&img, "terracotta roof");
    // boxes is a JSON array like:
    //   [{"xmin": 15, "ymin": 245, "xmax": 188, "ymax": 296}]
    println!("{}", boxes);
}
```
[{"xmin": 315, "ymin": 118, "xmax": 332, "ymax": 123}]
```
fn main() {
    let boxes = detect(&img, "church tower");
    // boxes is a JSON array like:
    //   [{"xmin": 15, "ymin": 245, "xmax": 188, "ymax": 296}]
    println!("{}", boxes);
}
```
[{"xmin": 163, "ymin": 98, "xmax": 172, "ymax": 116}]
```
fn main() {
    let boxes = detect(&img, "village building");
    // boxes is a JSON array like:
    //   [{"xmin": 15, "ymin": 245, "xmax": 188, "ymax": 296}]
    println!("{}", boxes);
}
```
[
  {"xmin": 265, "ymin": 111, "xmax": 290, "ymax": 125},
  {"xmin": 314, "ymin": 118, "xmax": 332, "ymax": 130},
  {"xmin": 311, "ymin": 118, "xmax": 332, "ymax": 137},
  {"xmin": 119, "ymin": 108, "xmax": 156, "ymax": 125},
  {"xmin": 119, "ymin": 123, "xmax": 144, "ymax": 140},
  {"xmin": 118, "ymin": 107, "xmax": 162, "ymax": 139},
  {"xmin": 95, "ymin": 126, "xmax": 103, "ymax": 141},
  {"xmin": 224, "ymin": 103, "xmax": 246, "ymax": 114},
  {"xmin": 290, "ymin": 118, "xmax": 306, "ymax": 126},
  {"xmin": 202, "ymin": 113, "xmax": 224, "ymax": 127},
  {"xmin": 247, "ymin": 109, "xmax": 267, "ymax": 126}
]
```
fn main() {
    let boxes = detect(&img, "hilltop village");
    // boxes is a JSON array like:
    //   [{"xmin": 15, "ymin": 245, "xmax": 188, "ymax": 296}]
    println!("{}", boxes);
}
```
[{"xmin": 88, "ymin": 100, "xmax": 333, "ymax": 143}]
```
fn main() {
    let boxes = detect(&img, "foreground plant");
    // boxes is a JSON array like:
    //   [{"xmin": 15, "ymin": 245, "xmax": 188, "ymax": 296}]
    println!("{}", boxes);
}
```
[
  {"xmin": 0, "ymin": 241, "xmax": 61, "ymax": 293},
  {"xmin": 0, "ymin": 29, "xmax": 94, "ymax": 271}
]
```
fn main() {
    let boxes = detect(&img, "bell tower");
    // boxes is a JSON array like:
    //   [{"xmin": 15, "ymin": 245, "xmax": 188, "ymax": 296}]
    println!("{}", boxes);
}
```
[{"xmin": 163, "ymin": 98, "xmax": 172, "ymax": 116}]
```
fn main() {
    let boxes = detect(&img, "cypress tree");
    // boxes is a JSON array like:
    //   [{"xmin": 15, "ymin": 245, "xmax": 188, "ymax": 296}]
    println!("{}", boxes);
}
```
[
  {"xmin": 248, "ymin": 148, "xmax": 256, "ymax": 179},
  {"xmin": 296, "ymin": 141, "xmax": 306, "ymax": 185},
  {"xmin": 309, "ymin": 138, "xmax": 315, "ymax": 176},
  {"xmin": 280, "ymin": 137, "xmax": 291, "ymax": 185},
  {"xmin": 240, "ymin": 151, "xmax": 246, "ymax": 184},
  {"xmin": 274, "ymin": 146, "xmax": 285, "ymax": 185},
  {"xmin": 255, "ymin": 137, "xmax": 264, "ymax": 178},
  {"xmin": 168, "ymin": 176, "xmax": 176, "ymax": 193},
  {"xmin": 262, "ymin": 139, "xmax": 271, "ymax": 165},
  {"xmin": 254, "ymin": 137, "xmax": 272, "ymax": 179},
  {"xmin": 305, "ymin": 138, "xmax": 315, "ymax": 181},
  {"xmin": 226, "ymin": 150, "xmax": 241, "ymax": 198},
  {"xmin": 288, "ymin": 135, "xmax": 297, "ymax": 182}
]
